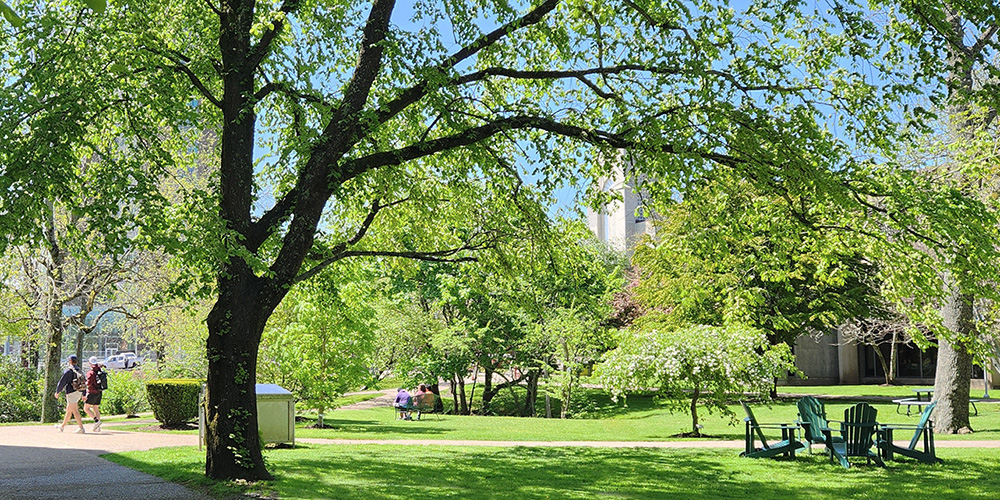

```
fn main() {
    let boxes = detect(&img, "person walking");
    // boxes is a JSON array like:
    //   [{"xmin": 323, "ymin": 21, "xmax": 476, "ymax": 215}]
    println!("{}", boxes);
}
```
[
  {"xmin": 85, "ymin": 356, "xmax": 107, "ymax": 432},
  {"xmin": 53, "ymin": 355, "xmax": 86, "ymax": 433}
]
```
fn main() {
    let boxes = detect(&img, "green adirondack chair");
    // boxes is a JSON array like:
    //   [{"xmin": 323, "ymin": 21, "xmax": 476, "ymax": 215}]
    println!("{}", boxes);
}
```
[
  {"xmin": 878, "ymin": 401, "xmax": 942, "ymax": 464},
  {"xmin": 739, "ymin": 401, "xmax": 805, "ymax": 459},
  {"xmin": 796, "ymin": 396, "xmax": 843, "ymax": 454},
  {"xmin": 822, "ymin": 402, "xmax": 885, "ymax": 469}
]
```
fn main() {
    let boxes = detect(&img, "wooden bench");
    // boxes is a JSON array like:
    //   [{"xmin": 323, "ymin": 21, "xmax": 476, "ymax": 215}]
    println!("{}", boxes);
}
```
[
  {"xmin": 411, "ymin": 393, "xmax": 440, "ymax": 420},
  {"xmin": 392, "ymin": 393, "xmax": 441, "ymax": 420}
]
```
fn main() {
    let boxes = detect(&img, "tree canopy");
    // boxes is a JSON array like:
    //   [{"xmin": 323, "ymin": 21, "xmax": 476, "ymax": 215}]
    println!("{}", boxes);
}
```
[{"xmin": 5, "ymin": 0, "xmax": 1000, "ymax": 480}]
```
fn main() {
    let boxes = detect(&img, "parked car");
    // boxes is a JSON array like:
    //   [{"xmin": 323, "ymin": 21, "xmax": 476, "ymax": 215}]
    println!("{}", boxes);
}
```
[{"xmin": 102, "ymin": 352, "xmax": 142, "ymax": 370}]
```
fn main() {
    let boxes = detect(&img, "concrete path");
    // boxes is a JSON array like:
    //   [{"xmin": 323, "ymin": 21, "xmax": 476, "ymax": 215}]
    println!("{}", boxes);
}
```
[{"xmin": 0, "ymin": 424, "xmax": 206, "ymax": 500}]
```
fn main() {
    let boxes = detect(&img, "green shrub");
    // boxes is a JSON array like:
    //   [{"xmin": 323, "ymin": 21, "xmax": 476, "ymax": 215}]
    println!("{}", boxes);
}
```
[
  {"xmin": 483, "ymin": 386, "xmax": 561, "ymax": 417},
  {"xmin": 104, "ymin": 369, "xmax": 151, "ymax": 417},
  {"xmin": 0, "ymin": 358, "xmax": 42, "ymax": 423},
  {"xmin": 146, "ymin": 379, "xmax": 202, "ymax": 427}
]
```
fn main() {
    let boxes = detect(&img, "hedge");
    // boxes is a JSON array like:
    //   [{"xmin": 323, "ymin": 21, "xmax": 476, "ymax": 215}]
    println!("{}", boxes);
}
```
[{"xmin": 145, "ymin": 378, "xmax": 202, "ymax": 427}]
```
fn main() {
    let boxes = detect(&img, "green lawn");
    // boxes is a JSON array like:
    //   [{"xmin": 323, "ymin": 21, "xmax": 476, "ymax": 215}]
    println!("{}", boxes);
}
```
[
  {"xmin": 115, "ymin": 394, "xmax": 998, "ymax": 441},
  {"xmin": 103, "ymin": 445, "xmax": 1000, "ymax": 500},
  {"xmin": 292, "ymin": 397, "xmax": 1000, "ymax": 442},
  {"xmin": 776, "ymin": 384, "xmax": 993, "ymax": 399}
]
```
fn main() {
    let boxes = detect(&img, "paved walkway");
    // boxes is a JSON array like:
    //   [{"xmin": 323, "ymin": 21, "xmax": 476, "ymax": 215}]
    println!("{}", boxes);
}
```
[{"xmin": 0, "ymin": 424, "xmax": 206, "ymax": 500}]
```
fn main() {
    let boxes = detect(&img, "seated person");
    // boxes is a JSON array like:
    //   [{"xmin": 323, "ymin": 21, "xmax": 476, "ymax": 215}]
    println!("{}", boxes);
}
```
[{"xmin": 393, "ymin": 387, "xmax": 412, "ymax": 420}]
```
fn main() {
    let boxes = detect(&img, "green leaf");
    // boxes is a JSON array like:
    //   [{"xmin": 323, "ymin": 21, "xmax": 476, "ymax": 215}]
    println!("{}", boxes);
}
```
[
  {"xmin": 83, "ymin": 0, "xmax": 107, "ymax": 13},
  {"xmin": 1, "ymin": 2, "xmax": 23, "ymax": 27}
]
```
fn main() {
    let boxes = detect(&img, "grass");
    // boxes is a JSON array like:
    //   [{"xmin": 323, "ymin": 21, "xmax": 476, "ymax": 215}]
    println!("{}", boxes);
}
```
[
  {"xmin": 776, "ymin": 384, "xmax": 993, "ymax": 399},
  {"xmin": 289, "ymin": 392, "xmax": 1000, "ymax": 442},
  {"xmin": 103, "ymin": 444, "xmax": 1000, "ymax": 500},
  {"xmin": 99, "ymin": 390, "xmax": 1000, "ymax": 441}
]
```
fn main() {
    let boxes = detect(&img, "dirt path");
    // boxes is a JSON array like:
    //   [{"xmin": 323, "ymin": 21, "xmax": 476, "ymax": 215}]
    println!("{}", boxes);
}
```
[{"xmin": 336, "ymin": 389, "xmax": 396, "ymax": 410}]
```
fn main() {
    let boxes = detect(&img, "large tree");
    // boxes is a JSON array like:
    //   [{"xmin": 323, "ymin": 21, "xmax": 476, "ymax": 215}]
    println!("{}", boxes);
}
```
[
  {"xmin": 1, "ymin": 3, "xmax": 181, "ymax": 422},
  {"xmin": 82, "ymin": 0, "xmax": 990, "ymax": 479},
  {"xmin": 871, "ymin": 0, "xmax": 1000, "ymax": 432}
]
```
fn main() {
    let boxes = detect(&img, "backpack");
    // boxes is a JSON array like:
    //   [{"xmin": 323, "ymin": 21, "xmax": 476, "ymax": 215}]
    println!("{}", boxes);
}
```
[
  {"xmin": 70, "ymin": 369, "xmax": 87, "ymax": 392},
  {"xmin": 96, "ymin": 370, "xmax": 108, "ymax": 391}
]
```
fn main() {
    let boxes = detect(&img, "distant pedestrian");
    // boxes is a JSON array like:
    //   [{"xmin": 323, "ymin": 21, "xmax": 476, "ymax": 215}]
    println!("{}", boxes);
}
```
[
  {"xmin": 53, "ymin": 355, "xmax": 86, "ymax": 433},
  {"xmin": 394, "ymin": 388, "xmax": 412, "ymax": 420},
  {"xmin": 85, "ymin": 356, "xmax": 106, "ymax": 432}
]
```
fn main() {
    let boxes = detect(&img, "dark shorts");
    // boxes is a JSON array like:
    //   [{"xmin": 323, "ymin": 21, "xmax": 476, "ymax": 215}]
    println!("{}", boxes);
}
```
[{"xmin": 86, "ymin": 392, "xmax": 102, "ymax": 405}]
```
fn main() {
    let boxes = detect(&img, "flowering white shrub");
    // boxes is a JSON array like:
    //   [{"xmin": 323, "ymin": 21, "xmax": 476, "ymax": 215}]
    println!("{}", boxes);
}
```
[{"xmin": 598, "ymin": 323, "xmax": 797, "ymax": 435}]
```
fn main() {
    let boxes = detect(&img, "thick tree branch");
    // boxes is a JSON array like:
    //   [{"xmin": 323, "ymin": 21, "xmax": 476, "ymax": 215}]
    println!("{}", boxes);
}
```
[
  {"xmin": 339, "ymin": 114, "xmax": 742, "ymax": 184},
  {"xmin": 375, "ymin": 0, "xmax": 561, "ymax": 126},
  {"xmin": 246, "ymin": 0, "xmax": 301, "ymax": 72},
  {"xmin": 295, "ymin": 242, "xmax": 482, "ymax": 284},
  {"xmin": 141, "ymin": 47, "xmax": 222, "ymax": 108},
  {"xmin": 331, "ymin": 0, "xmax": 396, "ymax": 123}
]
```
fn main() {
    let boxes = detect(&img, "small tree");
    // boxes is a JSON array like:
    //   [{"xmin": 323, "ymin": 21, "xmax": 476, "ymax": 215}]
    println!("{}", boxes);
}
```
[
  {"xmin": 838, "ymin": 315, "xmax": 920, "ymax": 386},
  {"xmin": 599, "ymin": 323, "xmax": 796, "ymax": 436}
]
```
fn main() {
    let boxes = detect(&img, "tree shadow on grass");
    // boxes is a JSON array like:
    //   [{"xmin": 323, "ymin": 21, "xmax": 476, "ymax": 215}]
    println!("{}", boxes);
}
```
[
  {"xmin": 302, "ymin": 418, "xmax": 452, "ymax": 436},
  {"xmin": 261, "ymin": 446, "xmax": 1000, "ymax": 500}
]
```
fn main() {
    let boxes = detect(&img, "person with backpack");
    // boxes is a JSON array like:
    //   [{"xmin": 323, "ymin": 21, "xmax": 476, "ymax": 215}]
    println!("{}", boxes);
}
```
[
  {"xmin": 85, "ymin": 356, "xmax": 108, "ymax": 432},
  {"xmin": 53, "ymin": 354, "xmax": 87, "ymax": 433}
]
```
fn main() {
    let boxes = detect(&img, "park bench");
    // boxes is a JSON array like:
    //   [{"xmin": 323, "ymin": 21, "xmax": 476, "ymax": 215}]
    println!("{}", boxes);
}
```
[{"xmin": 393, "ymin": 392, "xmax": 441, "ymax": 421}]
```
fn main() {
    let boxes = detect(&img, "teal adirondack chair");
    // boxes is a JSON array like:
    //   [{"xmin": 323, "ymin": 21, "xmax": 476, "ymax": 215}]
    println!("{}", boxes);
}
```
[
  {"xmin": 740, "ymin": 401, "xmax": 805, "ymax": 459},
  {"xmin": 878, "ymin": 401, "xmax": 942, "ymax": 464},
  {"xmin": 822, "ymin": 402, "xmax": 885, "ymax": 469},
  {"xmin": 796, "ymin": 396, "xmax": 843, "ymax": 454}
]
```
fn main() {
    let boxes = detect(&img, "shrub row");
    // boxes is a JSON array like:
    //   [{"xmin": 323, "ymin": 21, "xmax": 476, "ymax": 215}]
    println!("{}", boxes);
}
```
[
  {"xmin": 145, "ymin": 378, "xmax": 202, "ymax": 427},
  {"xmin": 0, "ymin": 359, "xmax": 41, "ymax": 422}
]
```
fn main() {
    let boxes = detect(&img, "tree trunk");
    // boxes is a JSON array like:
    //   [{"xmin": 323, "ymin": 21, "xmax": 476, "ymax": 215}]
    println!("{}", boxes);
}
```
[
  {"xmin": 40, "ymin": 201, "xmax": 66, "ymax": 423},
  {"xmin": 690, "ymin": 384, "xmax": 701, "ymax": 436},
  {"xmin": 452, "ymin": 374, "xmax": 468, "ymax": 415},
  {"xmin": 873, "ymin": 342, "xmax": 891, "ymax": 386},
  {"xmin": 481, "ymin": 366, "xmax": 495, "ymax": 414},
  {"xmin": 522, "ymin": 370, "xmax": 540, "ymax": 417},
  {"xmin": 429, "ymin": 383, "xmax": 445, "ymax": 413},
  {"xmin": 888, "ymin": 330, "xmax": 899, "ymax": 384},
  {"xmin": 933, "ymin": 286, "xmax": 974, "ymax": 433},
  {"xmin": 40, "ymin": 301, "xmax": 65, "ymax": 423},
  {"xmin": 204, "ymin": 278, "xmax": 280, "ymax": 480}
]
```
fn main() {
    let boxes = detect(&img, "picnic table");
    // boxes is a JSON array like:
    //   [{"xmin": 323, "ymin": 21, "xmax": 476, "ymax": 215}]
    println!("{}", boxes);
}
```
[{"xmin": 893, "ymin": 389, "xmax": 979, "ymax": 416}]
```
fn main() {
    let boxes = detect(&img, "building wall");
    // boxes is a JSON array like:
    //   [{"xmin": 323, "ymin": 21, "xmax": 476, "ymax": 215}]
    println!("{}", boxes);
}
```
[
  {"xmin": 780, "ymin": 332, "xmax": 841, "ymax": 386},
  {"xmin": 586, "ymin": 169, "xmax": 654, "ymax": 253}
]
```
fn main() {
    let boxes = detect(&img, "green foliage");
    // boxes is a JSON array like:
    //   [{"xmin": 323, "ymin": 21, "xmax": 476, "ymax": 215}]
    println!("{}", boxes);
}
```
[
  {"xmin": 0, "ymin": 359, "xmax": 41, "ymax": 422},
  {"xmin": 599, "ymin": 323, "xmax": 797, "ymax": 434},
  {"xmin": 258, "ymin": 265, "xmax": 375, "ymax": 415},
  {"xmin": 146, "ymin": 379, "xmax": 201, "ymax": 427},
  {"xmin": 103, "ymin": 369, "xmax": 152, "ymax": 417},
  {"xmin": 632, "ymin": 181, "xmax": 887, "ymax": 346}
]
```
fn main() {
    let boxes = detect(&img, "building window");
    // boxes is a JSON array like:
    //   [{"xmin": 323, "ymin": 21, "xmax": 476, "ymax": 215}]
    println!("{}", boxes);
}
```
[{"xmin": 862, "ymin": 343, "xmax": 937, "ymax": 379}]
